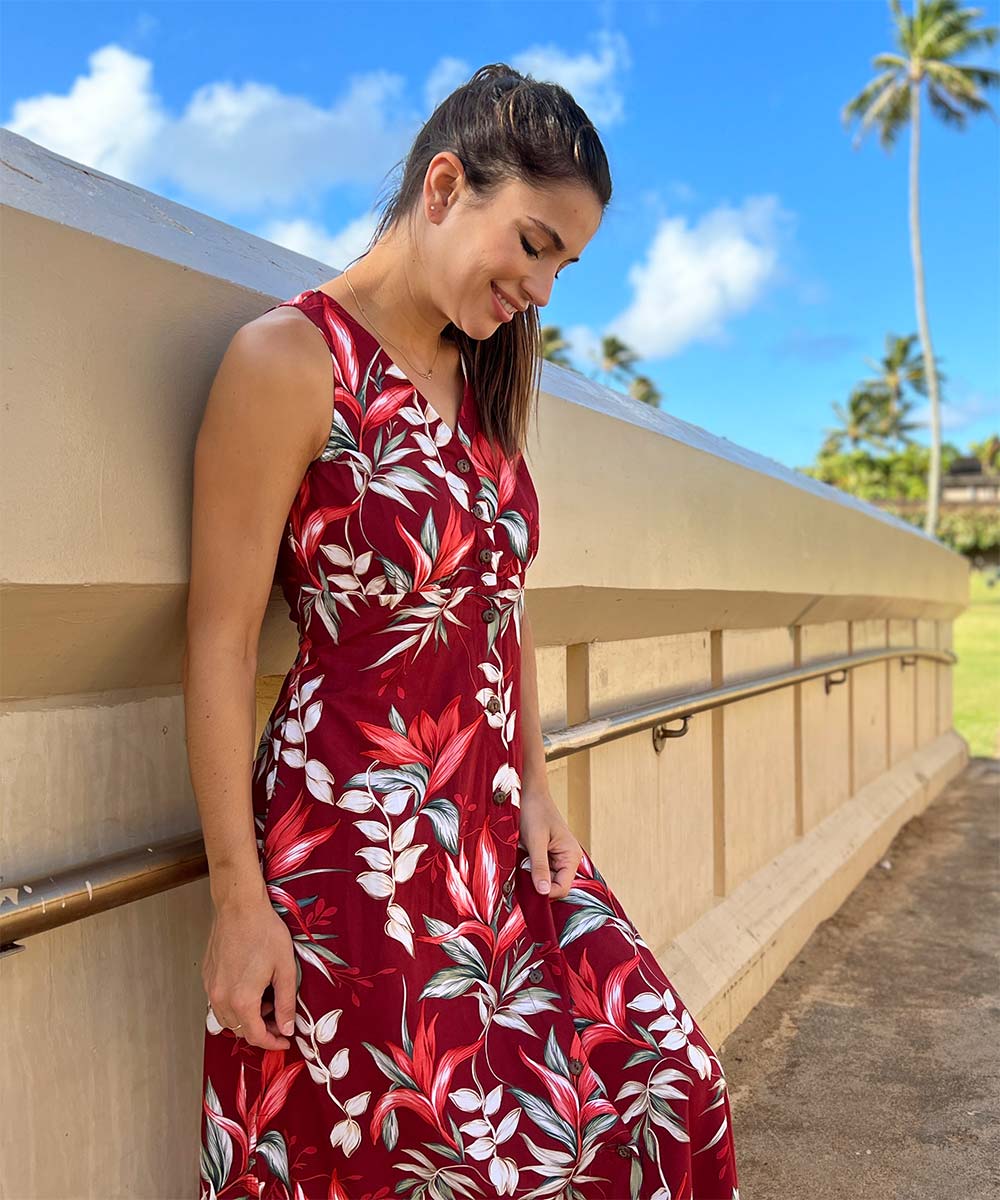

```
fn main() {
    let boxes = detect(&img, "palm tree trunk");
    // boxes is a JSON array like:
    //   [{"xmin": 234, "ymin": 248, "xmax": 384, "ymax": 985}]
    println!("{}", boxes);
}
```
[{"xmin": 909, "ymin": 76, "xmax": 943, "ymax": 536}]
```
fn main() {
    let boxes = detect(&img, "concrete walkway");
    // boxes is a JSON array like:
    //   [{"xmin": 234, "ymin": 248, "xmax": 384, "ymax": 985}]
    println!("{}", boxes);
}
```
[{"xmin": 719, "ymin": 755, "xmax": 999, "ymax": 1200}]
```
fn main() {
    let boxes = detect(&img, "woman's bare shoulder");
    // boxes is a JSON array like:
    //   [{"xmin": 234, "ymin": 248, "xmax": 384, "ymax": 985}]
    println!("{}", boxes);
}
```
[
  {"xmin": 221, "ymin": 302, "xmax": 334, "ymax": 462},
  {"xmin": 239, "ymin": 300, "xmax": 330, "ymax": 372}
]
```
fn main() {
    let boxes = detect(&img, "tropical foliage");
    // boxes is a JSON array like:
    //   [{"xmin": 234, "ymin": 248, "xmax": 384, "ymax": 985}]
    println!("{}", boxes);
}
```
[
  {"xmin": 539, "ymin": 1, "xmax": 999, "ymax": 552},
  {"xmin": 841, "ymin": 0, "xmax": 999, "ymax": 535},
  {"xmin": 803, "ymin": 335, "xmax": 999, "ymax": 554},
  {"xmin": 540, "ymin": 324, "xmax": 665, "ymax": 410}
]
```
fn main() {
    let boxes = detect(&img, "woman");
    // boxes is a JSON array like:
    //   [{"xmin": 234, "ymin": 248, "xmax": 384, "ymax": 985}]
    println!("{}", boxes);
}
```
[{"xmin": 187, "ymin": 64, "xmax": 740, "ymax": 1199}]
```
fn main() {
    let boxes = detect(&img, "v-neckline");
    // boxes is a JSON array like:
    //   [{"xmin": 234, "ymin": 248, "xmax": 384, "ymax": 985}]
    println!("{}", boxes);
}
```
[{"xmin": 311, "ymin": 288, "xmax": 469, "ymax": 437}]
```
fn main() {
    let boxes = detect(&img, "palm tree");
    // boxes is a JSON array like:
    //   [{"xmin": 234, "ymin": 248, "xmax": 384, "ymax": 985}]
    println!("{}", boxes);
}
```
[
  {"xmin": 969, "ymin": 433, "xmax": 1000, "ymax": 472},
  {"xmin": 841, "ymin": 0, "xmax": 999, "ymax": 537},
  {"xmin": 628, "ymin": 374, "xmax": 663, "ymax": 407},
  {"xmin": 591, "ymin": 333, "xmax": 641, "ymax": 387},
  {"xmin": 826, "ymin": 385, "xmax": 888, "ymax": 453},
  {"xmin": 542, "ymin": 324, "xmax": 664, "ymax": 406},
  {"xmin": 860, "ymin": 332, "xmax": 940, "ymax": 447},
  {"xmin": 539, "ymin": 325, "xmax": 574, "ymax": 368}
]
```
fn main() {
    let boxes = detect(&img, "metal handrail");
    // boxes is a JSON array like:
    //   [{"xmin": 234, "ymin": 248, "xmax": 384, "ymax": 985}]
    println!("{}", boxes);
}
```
[{"xmin": 0, "ymin": 644, "xmax": 956, "ymax": 956}]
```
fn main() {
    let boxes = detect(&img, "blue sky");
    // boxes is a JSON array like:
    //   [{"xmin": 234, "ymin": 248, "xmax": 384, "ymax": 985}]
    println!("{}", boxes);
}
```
[{"xmin": 3, "ymin": 0, "xmax": 998, "ymax": 472}]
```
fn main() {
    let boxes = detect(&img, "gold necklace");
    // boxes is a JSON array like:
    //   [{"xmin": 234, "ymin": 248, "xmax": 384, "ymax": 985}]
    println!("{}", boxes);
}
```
[{"xmin": 343, "ymin": 269, "xmax": 442, "ymax": 381}]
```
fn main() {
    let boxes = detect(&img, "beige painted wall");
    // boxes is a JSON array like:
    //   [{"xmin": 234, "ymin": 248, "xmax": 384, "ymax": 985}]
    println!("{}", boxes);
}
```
[{"xmin": 1, "ymin": 130, "xmax": 970, "ymax": 1199}]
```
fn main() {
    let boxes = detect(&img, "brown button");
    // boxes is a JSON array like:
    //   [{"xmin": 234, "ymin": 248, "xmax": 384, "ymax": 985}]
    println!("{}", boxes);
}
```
[
  {"xmin": 568, "ymin": 1057, "xmax": 583, "ymax": 1075},
  {"xmin": 486, "ymin": 697, "xmax": 501, "ymax": 714},
  {"xmin": 492, "ymin": 787, "xmax": 508, "ymax": 805},
  {"xmin": 528, "ymin": 967, "xmax": 544, "ymax": 984},
  {"xmin": 481, "ymin": 607, "xmax": 497, "ymax": 623},
  {"xmin": 478, "ymin": 547, "xmax": 492, "ymax": 563},
  {"xmin": 616, "ymin": 1144, "xmax": 633, "ymax": 1158},
  {"xmin": 502, "ymin": 874, "xmax": 515, "ymax": 895},
  {"xmin": 456, "ymin": 458, "xmax": 472, "ymax": 473}
]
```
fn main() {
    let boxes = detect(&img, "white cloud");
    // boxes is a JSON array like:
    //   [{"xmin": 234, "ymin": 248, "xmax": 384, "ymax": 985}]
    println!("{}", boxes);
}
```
[
  {"xmin": 913, "ymin": 387, "xmax": 1000, "ymax": 434},
  {"xmin": 421, "ymin": 35, "xmax": 633, "ymax": 130},
  {"xmin": 606, "ymin": 195, "xmax": 794, "ymax": 359},
  {"xmin": 156, "ymin": 71, "xmax": 411, "ymax": 210},
  {"xmin": 4, "ymin": 43, "xmax": 415, "ymax": 212},
  {"xmin": 424, "ymin": 57, "xmax": 473, "ymax": 115},
  {"xmin": 561, "ymin": 322, "xmax": 604, "ymax": 375},
  {"xmin": 260, "ymin": 212, "xmax": 379, "ymax": 272},
  {"xmin": 4, "ymin": 44, "xmax": 168, "ymax": 182},
  {"xmin": 512, "ymin": 30, "xmax": 632, "ymax": 127},
  {"xmin": 665, "ymin": 181, "xmax": 697, "ymax": 205},
  {"xmin": 6, "ymin": 35, "xmax": 795, "ymax": 377},
  {"xmin": 5, "ymin": 33, "xmax": 632, "ymax": 215}
]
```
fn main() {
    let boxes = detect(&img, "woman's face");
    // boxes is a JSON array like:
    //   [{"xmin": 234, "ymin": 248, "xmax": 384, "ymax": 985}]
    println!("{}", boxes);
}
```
[{"xmin": 426, "ymin": 160, "xmax": 604, "ymax": 339}]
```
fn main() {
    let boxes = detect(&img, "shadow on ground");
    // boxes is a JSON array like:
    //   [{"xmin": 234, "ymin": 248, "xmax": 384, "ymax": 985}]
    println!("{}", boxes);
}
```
[{"xmin": 719, "ymin": 755, "xmax": 999, "ymax": 1200}]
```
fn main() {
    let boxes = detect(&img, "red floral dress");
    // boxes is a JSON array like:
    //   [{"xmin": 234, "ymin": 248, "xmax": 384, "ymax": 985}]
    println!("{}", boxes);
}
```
[{"xmin": 198, "ymin": 287, "xmax": 740, "ymax": 1200}]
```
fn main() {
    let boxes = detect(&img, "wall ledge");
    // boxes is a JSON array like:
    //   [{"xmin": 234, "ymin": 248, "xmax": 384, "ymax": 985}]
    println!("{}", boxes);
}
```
[{"xmin": 653, "ymin": 730, "xmax": 968, "ymax": 1047}]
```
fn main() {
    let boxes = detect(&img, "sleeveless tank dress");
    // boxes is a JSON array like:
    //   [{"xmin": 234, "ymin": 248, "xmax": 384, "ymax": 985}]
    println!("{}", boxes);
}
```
[{"xmin": 198, "ymin": 287, "xmax": 741, "ymax": 1200}]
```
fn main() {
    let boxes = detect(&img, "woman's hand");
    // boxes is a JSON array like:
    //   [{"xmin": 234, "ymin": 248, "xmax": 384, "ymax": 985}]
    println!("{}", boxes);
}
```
[
  {"xmin": 202, "ymin": 893, "xmax": 298, "ymax": 1051},
  {"xmin": 518, "ymin": 786, "xmax": 583, "ymax": 900}
]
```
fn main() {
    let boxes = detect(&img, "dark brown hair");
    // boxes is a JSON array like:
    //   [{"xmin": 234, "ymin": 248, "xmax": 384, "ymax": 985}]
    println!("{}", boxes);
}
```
[{"xmin": 346, "ymin": 63, "xmax": 613, "ymax": 461}]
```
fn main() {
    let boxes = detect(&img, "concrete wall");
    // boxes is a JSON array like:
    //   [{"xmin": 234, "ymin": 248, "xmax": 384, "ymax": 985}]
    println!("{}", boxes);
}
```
[{"xmin": 0, "ymin": 130, "xmax": 969, "ymax": 1199}]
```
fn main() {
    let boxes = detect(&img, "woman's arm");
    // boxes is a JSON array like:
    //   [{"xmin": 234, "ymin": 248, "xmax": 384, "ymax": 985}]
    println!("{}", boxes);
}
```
[
  {"xmin": 518, "ymin": 603, "xmax": 550, "ymax": 797},
  {"xmin": 183, "ymin": 312, "xmax": 332, "ymax": 913},
  {"xmin": 517, "ymin": 603, "xmax": 583, "ymax": 899}
]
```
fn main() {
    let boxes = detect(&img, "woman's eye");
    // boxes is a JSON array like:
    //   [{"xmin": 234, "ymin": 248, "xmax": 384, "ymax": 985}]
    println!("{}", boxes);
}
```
[{"xmin": 521, "ymin": 234, "xmax": 563, "ymax": 280}]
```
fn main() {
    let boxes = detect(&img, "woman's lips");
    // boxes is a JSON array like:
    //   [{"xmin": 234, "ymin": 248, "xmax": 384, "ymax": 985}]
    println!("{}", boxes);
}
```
[{"xmin": 491, "ymin": 282, "xmax": 516, "ymax": 322}]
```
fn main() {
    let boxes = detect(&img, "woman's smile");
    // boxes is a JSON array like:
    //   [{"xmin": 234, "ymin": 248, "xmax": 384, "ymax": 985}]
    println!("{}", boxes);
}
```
[{"xmin": 490, "ymin": 280, "xmax": 518, "ymax": 321}]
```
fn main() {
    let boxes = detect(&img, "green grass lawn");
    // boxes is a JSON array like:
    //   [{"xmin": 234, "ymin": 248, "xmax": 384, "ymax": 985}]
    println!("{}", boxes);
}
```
[{"xmin": 953, "ymin": 568, "xmax": 999, "ymax": 757}]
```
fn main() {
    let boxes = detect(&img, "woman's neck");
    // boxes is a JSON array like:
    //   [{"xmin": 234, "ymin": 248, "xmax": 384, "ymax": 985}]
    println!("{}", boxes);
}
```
[{"xmin": 334, "ymin": 238, "xmax": 450, "ymax": 363}]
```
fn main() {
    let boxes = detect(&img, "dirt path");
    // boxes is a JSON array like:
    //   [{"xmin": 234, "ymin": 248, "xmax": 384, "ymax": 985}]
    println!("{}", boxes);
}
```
[{"xmin": 720, "ymin": 755, "xmax": 1000, "ymax": 1200}]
